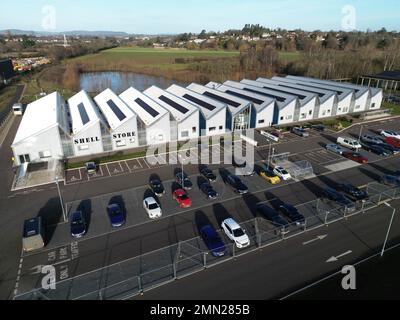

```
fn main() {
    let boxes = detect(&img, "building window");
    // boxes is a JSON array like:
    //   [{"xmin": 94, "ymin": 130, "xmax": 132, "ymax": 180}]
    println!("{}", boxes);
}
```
[
  {"xmin": 78, "ymin": 145, "xmax": 89, "ymax": 151},
  {"xmin": 327, "ymin": 109, "xmax": 331, "ymax": 113},
  {"xmin": 209, "ymin": 127, "xmax": 216, "ymax": 132},
  {"xmin": 371, "ymin": 103, "xmax": 376, "ymax": 108},
  {"xmin": 309, "ymin": 110, "xmax": 312, "ymax": 115},
  {"xmin": 300, "ymin": 113, "xmax": 306, "ymax": 119},
  {"xmin": 355, "ymin": 105, "xmax": 360, "ymax": 110},
  {"xmin": 322, "ymin": 111, "xmax": 326, "ymax": 116},
  {"xmin": 286, "ymin": 115, "xmax": 292, "ymax": 120},
  {"xmin": 219, "ymin": 126, "xmax": 223, "ymax": 130},
  {"xmin": 280, "ymin": 116, "xmax": 284, "ymax": 121},
  {"xmin": 116, "ymin": 140, "xmax": 126, "ymax": 147},
  {"xmin": 258, "ymin": 119, "xmax": 265, "ymax": 124},
  {"xmin": 39, "ymin": 150, "xmax": 52, "ymax": 158},
  {"xmin": 181, "ymin": 131, "xmax": 189, "ymax": 138},
  {"xmin": 158, "ymin": 134, "xmax": 164, "ymax": 141},
  {"xmin": 192, "ymin": 127, "xmax": 196, "ymax": 133}
]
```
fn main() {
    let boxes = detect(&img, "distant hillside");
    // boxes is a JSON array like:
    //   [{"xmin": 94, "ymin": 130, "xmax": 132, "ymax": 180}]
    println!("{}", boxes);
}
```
[{"xmin": 0, "ymin": 29, "xmax": 131, "ymax": 37}]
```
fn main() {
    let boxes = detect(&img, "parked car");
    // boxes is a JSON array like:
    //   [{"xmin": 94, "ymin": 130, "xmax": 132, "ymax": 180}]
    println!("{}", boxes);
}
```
[
  {"xmin": 200, "ymin": 225, "xmax": 226, "ymax": 257},
  {"xmin": 361, "ymin": 134, "xmax": 384, "ymax": 145},
  {"xmin": 175, "ymin": 172, "xmax": 193, "ymax": 190},
  {"xmin": 22, "ymin": 217, "xmax": 45, "ymax": 252},
  {"xmin": 384, "ymin": 136, "xmax": 400, "ymax": 148},
  {"xmin": 256, "ymin": 203, "xmax": 289, "ymax": 235},
  {"xmin": 200, "ymin": 182, "xmax": 219, "ymax": 200},
  {"xmin": 291, "ymin": 127, "xmax": 309, "ymax": 137},
  {"xmin": 149, "ymin": 179, "xmax": 165, "ymax": 197},
  {"xmin": 379, "ymin": 175, "xmax": 400, "ymax": 188},
  {"xmin": 259, "ymin": 169, "xmax": 280, "ymax": 184},
  {"xmin": 200, "ymin": 167, "xmax": 217, "ymax": 182},
  {"xmin": 337, "ymin": 137, "xmax": 362, "ymax": 150},
  {"xmin": 336, "ymin": 183, "xmax": 368, "ymax": 202},
  {"xmin": 311, "ymin": 124, "xmax": 326, "ymax": 132},
  {"xmin": 273, "ymin": 166, "xmax": 292, "ymax": 181},
  {"xmin": 360, "ymin": 142, "xmax": 391, "ymax": 156},
  {"xmin": 379, "ymin": 129, "xmax": 400, "ymax": 140},
  {"xmin": 378, "ymin": 143, "xmax": 400, "ymax": 155},
  {"xmin": 221, "ymin": 218, "xmax": 250, "ymax": 249},
  {"xmin": 226, "ymin": 175, "xmax": 248, "ymax": 194},
  {"xmin": 143, "ymin": 197, "xmax": 162, "ymax": 219},
  {"xmin": 70, "ymin": 211, "xmax": 87, "ymax": 238},
  {"xmin": 321, "ymin": 187, "xmax": 356, "ymax": 213},
  {"xmin": 342, "ymin": 151, "xmax": 368, "ymax": 164},
  {"xmin": 172, "ymin": 189, "xmax": 192, "ymax": 208},
  {"xmin": 278, "ymin": 203, "xmax": 306, "ymax": 226},
  {"xmin": 85, "ymin": 161, "xmax": 97, "ymax": 174},
  {"xmin": 270, "ymin": 130, "xmax": 283, "ymax": 139},
  {"xmin": 326, "ymin": 143, "xmax": 345, "ymax": 155},
  {"xmin": 106, "ymin": 204, "xmax": 125, "ymax": 227}
]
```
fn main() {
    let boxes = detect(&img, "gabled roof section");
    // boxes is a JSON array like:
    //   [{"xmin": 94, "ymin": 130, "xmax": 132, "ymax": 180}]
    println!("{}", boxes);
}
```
[
  {"xmin": 187, "ymin": 83, "xmax": 251, "ymax": 116},
  {"xmin": 94, "ymin": 88, "xmax": 136, "ymax": 131},
  {"xmin": 120, "ymin": 87, "xmax": 168, "ymax": 126},
  {"xmin": 143, "ymin": 85, "xmax": 198, "ymax": 122},
  {"xmin": 13, "ymin": 92, "xmax": 67, "ymax": 145},
  {"xmin": 68, "ymin": 90, "xmax": 103, "ymax": 135},
  {"xmin": 167, "ymin": 84, "xmax": 226, "ymax": 119}
]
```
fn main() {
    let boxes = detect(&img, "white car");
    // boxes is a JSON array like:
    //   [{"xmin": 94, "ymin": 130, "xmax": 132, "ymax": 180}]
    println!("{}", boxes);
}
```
[
  {"xmin": 221, "ymin": 218, "xmax": 250, "ymax": 249},
  {"xmin": 336, "ymin": 137, "xmax": 362, "ymax": 150},
  {"xmin": 380, "ymin": 129, "xmax": 400, "ymax": 140},
  {"xmin": 143, "ymin": 197, "xmax": 162, "ymax": 219},
  {"xmin": 273, "ymin": 166, "xmax": 292, "ymax": 181}
]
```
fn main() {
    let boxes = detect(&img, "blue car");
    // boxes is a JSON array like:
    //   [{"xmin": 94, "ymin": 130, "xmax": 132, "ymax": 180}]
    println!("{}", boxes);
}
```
[
  {"xmin": 200, "ymin": 225, "xmax": 226, "ymax": 257},
  {"xmin": 107, "ymin": 204, "xmax": 125, "ymax": 227},
  {"xmin": 70, "ymin": 211, "xmax": 87, "ymax": 238}
]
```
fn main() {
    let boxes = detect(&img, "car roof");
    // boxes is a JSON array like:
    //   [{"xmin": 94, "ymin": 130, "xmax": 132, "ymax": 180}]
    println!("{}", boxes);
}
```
[
  {"xmin": 144, "ymin": 197, "xmax": 157, "ymax": 203},
  {"xmin": 201, "ymin": 224, "xmax": 217, "ymax": 234},
  {"xmin": 223, "ymin": 218, "xmax": 241, "ymax": 229}
]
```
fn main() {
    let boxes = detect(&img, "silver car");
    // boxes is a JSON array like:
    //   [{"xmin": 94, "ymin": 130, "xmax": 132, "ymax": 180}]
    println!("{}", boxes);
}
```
[
  {"xmin": 292, "ymin": 127, "xmax": 309, "ymax": 137},
  {"xmin": 326, "ymin": 143, "xmax": 345, "ymax": 155},
  {"xmin": 361, "ymin": 134, "xmax": 383, "ymax": 145}
]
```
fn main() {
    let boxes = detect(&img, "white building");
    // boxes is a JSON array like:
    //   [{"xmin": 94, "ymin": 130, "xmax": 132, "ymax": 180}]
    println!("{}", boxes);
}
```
[
  {"xmin": 208, "ymin": 81, "xmax": 275, "ymax": 128},
  {"xmin": 12, "ymin": 92, "xmax": 71, "ymax": 166},
  {"xmin": 283, "ymin": 76, "xmax": 355, "ymax": 116},
  {"xmin": 369, "ymin": 87, "xmax": 384, "ymax": 110},
  {"xmin": 187, "ymin": 83, "xmax": 252, "ymax": 131},
  {"xmin": 253, "ymin": 78, "xmax": 319, "ymax": 122},
  {"xmin": 271, "ymin": 76, "xmax": 338, "ymax": 119},
  {"xmin": 143, "ymin": 86, "xmax": 200, "ymax": 141},
  {"xmin": 68, "ymin": 90, "xmax": 109, "ymax": 157},
  {"xmin": 223, "ymin": 80, "xmax": 298, "ymax": 126},
  {"xmin": 94, "ymin": 88, "xmax": 139, "ymax": 151},
  {"xmin": 166, "ymin": 84, "xmax": 227, "ymax": 137},
  {"xmin": 120, "ymin": 87, "xmax": 171, "ymax": 146}
]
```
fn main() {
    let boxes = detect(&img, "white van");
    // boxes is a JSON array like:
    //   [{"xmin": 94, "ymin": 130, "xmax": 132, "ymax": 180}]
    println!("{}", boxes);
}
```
[{"xmin": 336, "ymin": 137, "xmax": 362, "ymax": 150}]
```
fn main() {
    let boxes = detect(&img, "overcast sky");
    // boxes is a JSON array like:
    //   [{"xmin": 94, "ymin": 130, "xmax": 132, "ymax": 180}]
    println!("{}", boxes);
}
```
[{"xmin": 1, "ymin": 0, "xmax": 399, "ymax": 34}]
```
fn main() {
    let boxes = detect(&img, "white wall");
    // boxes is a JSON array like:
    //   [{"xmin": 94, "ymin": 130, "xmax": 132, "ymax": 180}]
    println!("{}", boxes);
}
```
[
  {"xmin": 298, "ymin": 97, "xmax": 317, "ymax": 121},
  {"xmin": 205, "ymin": 108, "xmax": 226, "ymax": 136},
  {"xmin": 318, "ymin": 96, "xmax": 335, "ymax": 118},
  {"xmin": 177, "ymin": 111, "xmax": 199, "ymax": 141},
  {"xmin": 277, "ymin": 100, "xmax": 296, "ymax": 125},
  {"xmin": 12, "ymin": 126, "xmax": 64, "ymax": 165},
  {"xmin": 72, "ymin": 121, "xmax": 104, "ymax": 157},
  {"xmin": 336, "ymin": 94, "xmax": 354, "ymax": 116},
  {"xmin": 147, "ymin": 113, "xmax": 171, "ymax": 145},
  {"xmin": 255, "ymin": 103, "xmax": 274, "ymax": 128},
  {"xmin": 369, "ymin": 91, "xmax": 383, "ymax": 110},
  {"xmin": 110, "ymin": 117, "xmax": 139, "ymax": 150},
  {"xmin": 353, "ymin": 91, "xmax": 369, "ymax": 112}
]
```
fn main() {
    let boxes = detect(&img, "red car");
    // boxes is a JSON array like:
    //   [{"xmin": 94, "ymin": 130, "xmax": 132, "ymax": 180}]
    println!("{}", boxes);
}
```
[
  {"xmin": 172, "ymin": 189, "xmax": 191, "ymax": 208},
  {"xmin": 343, "ymin": 151, "xmax": 368, "ymax": 164},
  {"xmin": 385, "ymin": 137, "xmax": 400, "ymax": 148}
]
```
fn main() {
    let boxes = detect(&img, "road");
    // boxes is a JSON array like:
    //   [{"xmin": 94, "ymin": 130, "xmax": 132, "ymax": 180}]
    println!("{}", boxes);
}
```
[{"xmin": 0, "ymin": 116, "xmax": 399, "ymax": 299}]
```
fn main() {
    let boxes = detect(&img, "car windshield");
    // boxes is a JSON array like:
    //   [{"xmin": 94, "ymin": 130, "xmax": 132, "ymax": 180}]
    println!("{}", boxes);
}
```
[
  {"xmin": 148, "ymin": 203, "xmax": 159, "ymax": 210},
  {"xmin": 72, "ymin": 219, "xmax": 83, "ymax": 226},
  {"xmin": 109, "ymin": 207, "xmax": 121, "ymax": 216},
  {"xmin": 86, "ymin": 163, "xmax": 95, "ymax": 169},
  {"xmin": 281, "ymin": 170, "xmax": 288, "ymax": 175},
  {"xmin": 151, "ymin": 180, "xmax": 161, "ymax": 187},
  {"xmin": 233, "ymin": 228, "xmax": 245, "ymax": 237},
  {"xmin": 179, "ymin": 193, "xmax": 188, "ymax": 200}
]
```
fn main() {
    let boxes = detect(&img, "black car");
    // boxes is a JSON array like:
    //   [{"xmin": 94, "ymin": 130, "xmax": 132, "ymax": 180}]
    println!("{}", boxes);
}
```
[
  {"xmin": 149, "ymin": 179, "xmax": 165, "ymax": 197},
  {"xmin": 256, "ymin": 203, "xmax": 290, "ymax": 234},
  {"xmin": 380, "ymin": 174, "xmax": 400, "ymax": 187},
  {"xmin": 226, "ymin": 175, "xmax": 248, "ymax": 194},
  {"xmin": 200, "ymin": 182, "xmax": 219, "ymax": 200},
  {"xmin": 360, "ymin": 141, "xmax": 391, "ymax": 156},
  {"xmin": 336, "ymin": 183, "xmax": 368, "ymax": 201},
  {"xmin": 175, "ymin": 172, "xmax": 193, "ymax": 190},
  {"xmin": 322, "ymin": 187, "xmax": 356, "ymax": 213},
  {"xmin": 311, "ymin": 124, "xmax": 326, "ymax": 132},
  {"xmin": 278, "ymin": 204, "xmax": 306, "ymax": 226},
  {"xmin": 378, "ymin": 143, "xmax": 400, "ymax": 155},
  {"xmin": 70, "ymin": 211, "xmax": 87, "ymax": 238},
  {"xmin": 200, "ymin": 167, "xmax": 217, "ymax": 182}
]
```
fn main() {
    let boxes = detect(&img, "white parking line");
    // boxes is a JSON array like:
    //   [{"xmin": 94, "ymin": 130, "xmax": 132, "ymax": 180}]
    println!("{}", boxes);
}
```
[{"xmin": 104, "ymin": 163, "xmax": 111, "ymax": 176}]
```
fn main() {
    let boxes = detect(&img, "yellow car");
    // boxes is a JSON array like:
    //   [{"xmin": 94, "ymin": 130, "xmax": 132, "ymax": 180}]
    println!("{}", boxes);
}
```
[{"xmin": 259, "ymin": 170, "xmax": 281, "ymax": 184}]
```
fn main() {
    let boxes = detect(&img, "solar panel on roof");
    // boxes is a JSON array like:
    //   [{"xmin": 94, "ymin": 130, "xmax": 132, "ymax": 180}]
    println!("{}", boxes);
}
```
[
  {"xmin": 243, "ymin": 87, "xmax": 286, "ymax": 102},
  {"xmin": 106, "ymin": 99, "xmax": 126, "ymax": 121},
  {"xmin": 260, "ymin": 86, "xmax": 306, "ymax": 100},
  {"xmin": 295, "ymin": 83, "xmax": 343, "ymax": 95},
  {"xmin": 225, "ymin": 90, "xmax": 264, "ymax": 105},
  {"xmin": 277, "ymin": 84, "xmax": 325, "ymax": 97},
  {"xmin": 182, "ymin": 94, "xmax": 216, "ymax": 111},
  {"xmin": 202, "ymin": 91, "xmax": 241, "ymax": 108},
  {"xmin": 135, "ymin": 97, "xmax": 159, "ymax": 118},
  {"xmin": 77, "ymin": 102, "xmax": 90, "ymax": 125},
  {"xmin": 159, "ymin": 95, "xmax": 189, "ymax": 114}
]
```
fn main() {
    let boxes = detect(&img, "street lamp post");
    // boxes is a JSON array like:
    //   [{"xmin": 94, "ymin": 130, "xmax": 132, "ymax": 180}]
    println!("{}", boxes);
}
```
[
  {"xmin": 178, "ymin": 153, "xmax": 184, "ymax": 189},
  {"xmin": 55, "ymin": 176, "xmax": 67, "ymax": 222},
  {"xmin": 358, "ymin": 125, "xmax": 363, "ymax": 143},
  {"xmin": 381, "ymin": 202, "xmax": 396, "ymax": 257}
]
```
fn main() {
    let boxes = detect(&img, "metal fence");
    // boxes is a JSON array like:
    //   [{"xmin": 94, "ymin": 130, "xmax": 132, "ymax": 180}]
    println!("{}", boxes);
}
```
[{"xmin": 14, "ymin": 182, "xmax": 400, "ymax": 300}]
